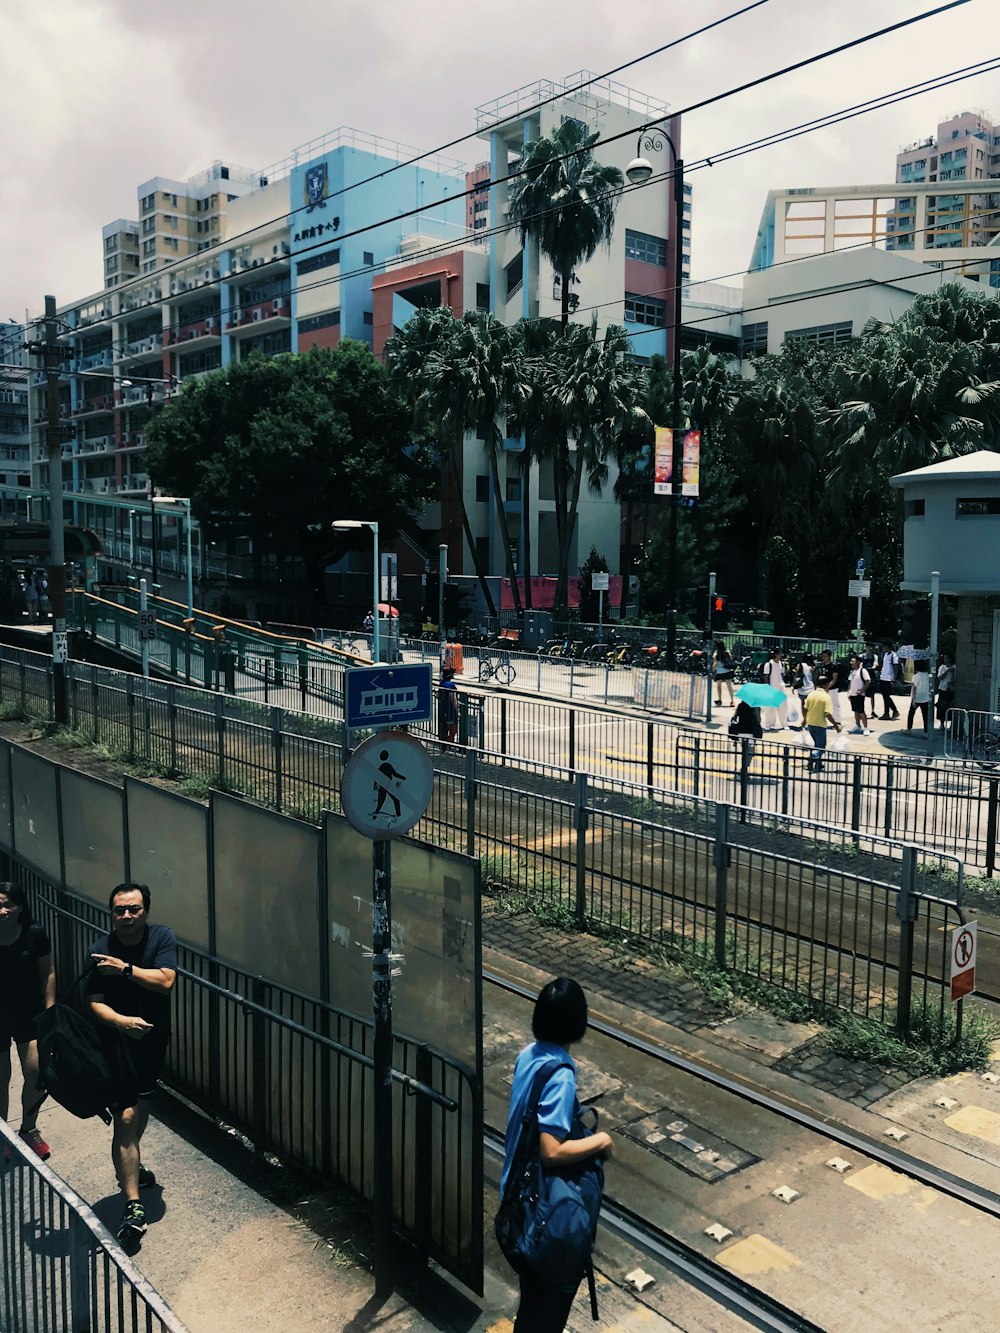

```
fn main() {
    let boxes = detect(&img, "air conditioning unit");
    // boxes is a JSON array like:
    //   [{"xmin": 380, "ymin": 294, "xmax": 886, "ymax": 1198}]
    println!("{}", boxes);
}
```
[
  {"xmin": 281, "ymin": 241, "xmax": 291, "ymax": 256},
  {"xmin": 170, "ymin": 281, "xmax": 178, "ymax": 295},
  {"xmin": 252, "ymin": 309, "xmax": 264, "ymax": 322},
  {"xmin": 273, "ymin": 299, "xmax": 286, "ymax": 314},
  {"xmin": 251, "ymin": 258, "xmax": 261, "ymax": 268},
  {"xmin": 205, "ymin": 317, "xmax": 217, "ymax": 332},
  {"xmin": 231, "ymin": 308, "xmax": 242, "ymax": 323}
]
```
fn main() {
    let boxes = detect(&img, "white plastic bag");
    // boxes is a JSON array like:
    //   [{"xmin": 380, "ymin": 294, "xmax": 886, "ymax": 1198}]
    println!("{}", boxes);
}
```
[
  {"xmin": 786, "ymin": 702, "xmax": 801, "ymax": 728},
  {"xmin": 830, "ymin": 733, "xmax": 851, "ymax": 753},
  {"xmin": 795, "ymin": 729, "xmax": 814, "ymax": 749}
]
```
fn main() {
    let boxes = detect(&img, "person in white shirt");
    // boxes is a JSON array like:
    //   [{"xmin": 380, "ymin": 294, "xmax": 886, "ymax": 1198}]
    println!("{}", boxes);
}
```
[
  {"xmin": 936, "ymin": 654, "xmax": 955, "ymax": 724},
  {"xmin": 876, "ymin": 643, "xmax": 900, "ymax": 720},
  {"xmin": 761, "ymin": 648, "xmax": 787, "ymax": 731},
  {"xmin": 907, "ymin": 660, "xmax": 930, "ymax": 732},
  {"xmin": 847, "ymin": 654, "xmax": 872, "ymax": 734}
]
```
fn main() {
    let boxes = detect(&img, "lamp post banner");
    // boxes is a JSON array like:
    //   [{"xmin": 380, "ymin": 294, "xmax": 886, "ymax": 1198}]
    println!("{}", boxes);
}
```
[
  {"xmin": 654, "ymin": 425, "xmax": 673, "ymax": 496},
  {"xmin": 682, "ymin": 429, "xmax": 701, "ymax": 497}
]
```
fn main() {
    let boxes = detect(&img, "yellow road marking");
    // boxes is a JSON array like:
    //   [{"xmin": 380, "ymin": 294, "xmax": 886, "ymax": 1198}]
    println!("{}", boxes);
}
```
[
  {"xmin": 717, "ymin": 1234, "xmax": 801, "ymax": 1276},
  {"xmin": 844, "ymin": 1163, "xmax": 913, "ymax": 1201},
  {"xmin": 486, "ymin": 1321, "xmax": 515, "ymax": 1333},
  {"xmin": 945, "ymin": 1105, "xmax": 1000, "ymax": 1145}
]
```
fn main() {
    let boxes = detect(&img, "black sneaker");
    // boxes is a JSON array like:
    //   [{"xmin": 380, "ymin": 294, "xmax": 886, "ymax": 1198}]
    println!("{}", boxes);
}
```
[
  {"xmin": 138, "ymin": 1166, "xmax": 156, "ymax": 1189},
  {"xmin": 116, "ymin": 1200, "xmax": 147, "ymax": 1243}
]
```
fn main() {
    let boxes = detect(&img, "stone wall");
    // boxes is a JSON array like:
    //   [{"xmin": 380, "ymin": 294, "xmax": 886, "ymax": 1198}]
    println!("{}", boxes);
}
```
[{"xmin": 955, "ymin": 595, "xmax": 1000, "ymax": 710}]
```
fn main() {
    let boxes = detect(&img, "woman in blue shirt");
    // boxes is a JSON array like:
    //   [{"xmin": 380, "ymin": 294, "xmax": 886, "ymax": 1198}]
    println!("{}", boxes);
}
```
[{"xmin": 502, "ymin": 978, "xmax": 613, "ymax": 1332}]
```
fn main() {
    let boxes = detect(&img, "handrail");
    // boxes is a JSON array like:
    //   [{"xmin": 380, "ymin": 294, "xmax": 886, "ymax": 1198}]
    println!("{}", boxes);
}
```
[{"xmin": 79, "ymin": 592, "xmax": 217, "ymax": 643}]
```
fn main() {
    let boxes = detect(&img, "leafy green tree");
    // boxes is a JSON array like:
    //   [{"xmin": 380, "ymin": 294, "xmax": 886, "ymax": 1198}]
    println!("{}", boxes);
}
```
[
  {"xmin": 142, "ymin": 342, "xmax": 432, "ymax": 579},
  {"xmin": 762, "ymin": 534, "xmax": 802, "ymax": 632},
  {"xmin": 508, "ymin": 119, "xmax": 624, "ymax": 327},
  {"xmin": 577, "ymin": 546, "xmax": 610, "ymax": 623}
]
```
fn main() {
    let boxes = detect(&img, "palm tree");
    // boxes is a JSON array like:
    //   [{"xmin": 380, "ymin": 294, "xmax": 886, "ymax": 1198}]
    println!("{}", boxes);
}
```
[
  {"xmin": 423, "ymin": 313, "xmax": 527, "ymax": 615},
  {"xmin": 507, "ymin": 119, "xmax": 624, "ymax": 328},
  {"xmin": 384, "ymin": 308, "xmax": 497, "ymax": 614},
  {"xmin": 542, "ymin": 321, "xmax": 649, "ymax": 609}
]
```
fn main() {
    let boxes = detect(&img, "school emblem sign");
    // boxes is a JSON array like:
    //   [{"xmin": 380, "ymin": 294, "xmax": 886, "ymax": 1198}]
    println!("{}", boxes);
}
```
[{"xmin": 305, "ymin": 162, "xmax": 328, "ymax": 212}]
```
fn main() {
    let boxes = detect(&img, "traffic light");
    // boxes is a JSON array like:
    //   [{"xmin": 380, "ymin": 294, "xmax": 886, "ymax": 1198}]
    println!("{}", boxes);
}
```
[
  {"xmin": 899, "ymin": 595, "xmax": 930, "ymax": 648},
  {"xmin": 711, "ymin": 594, "xmax": 728, "ymax": 628}
]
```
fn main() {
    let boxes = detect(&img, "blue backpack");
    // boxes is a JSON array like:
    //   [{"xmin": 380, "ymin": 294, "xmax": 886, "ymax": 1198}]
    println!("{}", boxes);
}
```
[{"xmin": 494, "ymin": 1061, "xmax": 603, "ymax": 1317}]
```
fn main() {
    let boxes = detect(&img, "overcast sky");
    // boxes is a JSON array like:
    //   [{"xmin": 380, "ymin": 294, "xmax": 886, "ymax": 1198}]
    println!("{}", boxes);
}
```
[{"xmin": 1, "ymin": 0, "xmax": 996, "ymax": 319}]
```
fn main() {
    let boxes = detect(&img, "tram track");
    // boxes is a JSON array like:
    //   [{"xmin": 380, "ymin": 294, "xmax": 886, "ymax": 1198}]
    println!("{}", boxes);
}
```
[{"xmin": 483, "ymin": 968, "xmax": 1000, "ymax": 1333}]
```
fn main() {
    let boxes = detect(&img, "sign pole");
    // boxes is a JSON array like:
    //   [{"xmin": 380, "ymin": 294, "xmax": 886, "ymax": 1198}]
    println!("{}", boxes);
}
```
[
  {"xmin": 705, "ymin": 571, "xmax": 715, "ymax": 726},
  {"xmin": 438, "ymin": 543, "xmax": 447, "ymax": 671},
  {"xmin": 371, "ymin": 835, "xmax": 394, "ymax": 1297},
  {"xmin": 139, "ymin": 577, "xmax": 149, "ymax": 679},
  {"xmin": 855, "ymin": 557, "xmax": 865, "ymax": 651},
  {"xmin": 928, "ymin": 569, "xmax": 940, "ymax": 756}
]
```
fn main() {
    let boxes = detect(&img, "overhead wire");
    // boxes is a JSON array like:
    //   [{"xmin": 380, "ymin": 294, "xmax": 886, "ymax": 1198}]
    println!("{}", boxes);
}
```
[{"xmin": 56, "ymin": 0, "xmax": 971, "ymax": 343}]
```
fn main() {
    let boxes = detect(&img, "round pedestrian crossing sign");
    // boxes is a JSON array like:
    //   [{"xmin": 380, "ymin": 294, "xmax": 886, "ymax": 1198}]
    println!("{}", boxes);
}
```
[{"xmin": 340, "ymin": 731, "xmax": 433, "ymax": 840}]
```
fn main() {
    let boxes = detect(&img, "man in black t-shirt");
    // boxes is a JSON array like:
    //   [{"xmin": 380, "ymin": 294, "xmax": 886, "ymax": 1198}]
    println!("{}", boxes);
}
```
[{"xmin": 86, "ymin": 882, "xmax": 177, "ymax": 1245}]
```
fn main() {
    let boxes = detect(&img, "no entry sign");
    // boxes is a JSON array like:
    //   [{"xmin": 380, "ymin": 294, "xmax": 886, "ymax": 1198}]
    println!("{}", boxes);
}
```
[{"xmin": 950, "ymin": 920, "xmax": 977, "ymax": 1003}]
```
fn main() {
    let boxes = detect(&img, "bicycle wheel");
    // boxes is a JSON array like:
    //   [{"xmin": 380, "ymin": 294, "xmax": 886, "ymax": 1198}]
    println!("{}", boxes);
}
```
[
  {"xmin": 970, "ymin": 733, "xmax": 1000, "ymax": 769},
  {"xmin": 478, "ymin": 658, "xmax": 493, "ymax": 682},
  {"xmin": 495, "ymin": 660, "xmax": 515, "ymax": 685}
]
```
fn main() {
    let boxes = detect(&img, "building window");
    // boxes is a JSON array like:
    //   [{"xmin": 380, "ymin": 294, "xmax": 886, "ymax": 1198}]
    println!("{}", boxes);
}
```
[
  {"xmin": 141, "ymin": 194, "xmax": 154, "ymax": 213},
  {"xmin": 363, "ymin": 251, "xmax": 374, "ymax": 266},
  {"xmin": 142, "ymin": 239, "xmax": 156, "ymax": 256},
  {"xmin": 476, "ymin": 282, "xmax": 490, "ymax": 310},
  {"xmin": 298, "ymin": 310, "xmax": 340, "ymax": 333},
  {"xmin": 362, "ymin": 311, "xmax": 373, "ymax": 326},
  {"xmin": 741, "ymin": 322, "xmax": 768, "ymax": 357},
  {"xmin": 784, "ymin": 321, "xmax": 853, "ymax": 348},
  {"xmin": 625, "ymin": 229, "xmax": 667, "ymax": 266},
  {"xmin": 475, "ymin": 475, "xmax": 489, "ymax": 503},
  {"xmin": 475, "ymin": 536, "xmax": 490, "ymax": 568},
  {"xmin": 904, "ymin": 498, "xmax": 925, "ymax": 518},
  {"xmin": 105, "ymin": 236, "xmax": 117, "ymax": 253},
  {"xmin": 505, "ymin": 251, "xmax": 523, "ymax": 301},
  {"xmin": 142, "ymin": 218, "xmax": 155, "ymax": 235},
  {"xmin": 624, "ymin": 293, "xmax": 666, "ymax": 328},
  {"xmin": 956, "ymin": 497, "xmax": 1000, "ymax": 516},
  {"xmin": 296, "ymin": 248, "xmax": 339, "ymax": 276},
  {"xmin": 506, "ymin": 476, "xmax": 522, "ymax": 502}
]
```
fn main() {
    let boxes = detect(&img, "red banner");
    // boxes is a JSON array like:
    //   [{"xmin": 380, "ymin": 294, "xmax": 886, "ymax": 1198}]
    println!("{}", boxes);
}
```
[{"xmin": 500, "ymin": 575, "xmax": 623, "ymax": 610}]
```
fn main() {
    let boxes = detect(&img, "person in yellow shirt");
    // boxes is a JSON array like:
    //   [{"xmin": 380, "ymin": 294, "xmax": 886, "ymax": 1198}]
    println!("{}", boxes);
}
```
[{"xmin": 804, "ymin": 675, "xmax": 841, "ymax": 772}]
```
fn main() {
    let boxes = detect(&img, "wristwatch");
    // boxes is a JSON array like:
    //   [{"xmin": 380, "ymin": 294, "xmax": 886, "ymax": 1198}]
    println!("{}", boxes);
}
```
[{"xmin": 124, "ymin": 962, "xmax": 133, "ymax": 979}]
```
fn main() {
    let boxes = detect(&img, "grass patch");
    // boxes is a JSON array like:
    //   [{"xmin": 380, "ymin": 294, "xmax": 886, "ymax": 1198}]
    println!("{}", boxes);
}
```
[{"xmin": 177, "ymin": 774, "xmax": 219, "ymax": 800}]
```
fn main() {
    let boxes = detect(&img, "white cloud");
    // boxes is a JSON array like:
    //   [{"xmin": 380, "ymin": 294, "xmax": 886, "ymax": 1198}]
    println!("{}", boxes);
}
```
[{"xmin": 0, "ymin": 0, "xmax": 995, "ymax": 314}]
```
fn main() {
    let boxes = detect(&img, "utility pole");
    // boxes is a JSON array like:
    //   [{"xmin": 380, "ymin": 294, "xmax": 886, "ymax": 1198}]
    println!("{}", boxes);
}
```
[{"xmin": 41, "ymin": 296, "xmax": 68, "ymax": 723}]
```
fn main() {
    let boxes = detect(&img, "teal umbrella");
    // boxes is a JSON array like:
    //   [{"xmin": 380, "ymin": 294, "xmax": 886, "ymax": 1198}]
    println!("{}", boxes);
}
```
[{"xmin": 735, "ymin": 682, "xmax": 786, "ymax": 708}]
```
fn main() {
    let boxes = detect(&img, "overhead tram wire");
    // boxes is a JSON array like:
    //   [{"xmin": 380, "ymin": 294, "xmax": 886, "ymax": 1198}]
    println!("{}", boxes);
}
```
[
  {"xmin": 64, "ymin": 0, "xmax": 969, "ymax": 344},
  {"xmin": 262, "ymin": 53, "xmax": 1000, "ymax": 358},
  {"xmin": 52, "ymin": 46, "xmax": 1000, "ymax": 378}
]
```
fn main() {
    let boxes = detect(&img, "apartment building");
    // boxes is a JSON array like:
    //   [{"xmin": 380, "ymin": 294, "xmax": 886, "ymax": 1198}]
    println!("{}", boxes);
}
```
[
  {"xmin": 889, "ymin": 109, "xmax": 1000, "ymax": 260},
  {"xmin": 0, "ymin": 325, "xmax": 29, "ymax": 492}
]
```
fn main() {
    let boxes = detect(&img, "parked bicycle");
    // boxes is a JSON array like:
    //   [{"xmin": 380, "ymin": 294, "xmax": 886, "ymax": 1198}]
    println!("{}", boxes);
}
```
[{"xmin": 479, "ymin": 651, "xmax": 516, "ymax": 685}]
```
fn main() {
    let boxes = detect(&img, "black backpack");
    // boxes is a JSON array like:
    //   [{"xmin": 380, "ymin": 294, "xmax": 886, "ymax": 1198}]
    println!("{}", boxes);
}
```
[{"xmin": 34, "ymin": 971, "xmax": 113, "ymax": 1124}]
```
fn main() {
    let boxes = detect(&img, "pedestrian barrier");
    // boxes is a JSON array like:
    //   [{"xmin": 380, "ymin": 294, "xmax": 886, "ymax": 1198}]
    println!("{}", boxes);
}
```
[
  {"xmin": 0, "ymin": 641, "xmax": 972, "ymax": 1041},
  {"xmin": 0, "ymin": 1119, "xmax": 189, "ymax": 1333}
]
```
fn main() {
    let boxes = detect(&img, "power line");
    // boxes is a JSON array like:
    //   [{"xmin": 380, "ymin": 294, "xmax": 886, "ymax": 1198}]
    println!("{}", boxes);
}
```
[{"xmin": 53, "ymin": 1, "xmax": 968, "ymax": 342}]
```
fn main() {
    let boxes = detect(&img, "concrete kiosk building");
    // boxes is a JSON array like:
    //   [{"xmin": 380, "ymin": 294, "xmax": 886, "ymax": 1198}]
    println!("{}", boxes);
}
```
[{"xmin": 891, "ymin": 450, "xmax": 1000, "ymax": 712}]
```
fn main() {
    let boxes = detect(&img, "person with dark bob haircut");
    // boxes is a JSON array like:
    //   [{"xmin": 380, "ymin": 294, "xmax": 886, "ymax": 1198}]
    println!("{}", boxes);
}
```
[
  {"xmin": 501, "ymin": 978, "xmax": 612, "ymax": 1331},
  {"xmin": 0, "ymin": 880, "xmax": 57, "ymax": 1159}
]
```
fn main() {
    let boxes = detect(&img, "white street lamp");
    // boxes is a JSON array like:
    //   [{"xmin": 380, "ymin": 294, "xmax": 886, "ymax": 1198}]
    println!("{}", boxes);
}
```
[{"xmin": 332, "ymin": 519, "xmax": 380, "ymax": 662}]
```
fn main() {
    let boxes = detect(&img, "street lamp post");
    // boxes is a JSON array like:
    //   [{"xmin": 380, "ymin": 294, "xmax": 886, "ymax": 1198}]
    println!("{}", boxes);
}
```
[
  {"xmin": 333, "ymin": 519, "xmax": 380, "ymax": 662},
  {"xmin": 627, "ymin": 117, "xmax": 685, "ymax": 658}
]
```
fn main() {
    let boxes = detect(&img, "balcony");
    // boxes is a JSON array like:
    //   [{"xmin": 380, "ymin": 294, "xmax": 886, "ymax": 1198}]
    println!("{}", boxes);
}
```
[
  {"xmin": 226, "ymin": 299, "xmax": 291, "ymax": 331},
  {"xmin": 120, "ymin": 333, "xmax": 164, "ymax": 361},
  {"xmin": 73, "ymin": 395, "xmax": 114, "ymax": 417},
  {"xmin": 164, "ymin": 317, "xmax": 220, "ymax": 346}
]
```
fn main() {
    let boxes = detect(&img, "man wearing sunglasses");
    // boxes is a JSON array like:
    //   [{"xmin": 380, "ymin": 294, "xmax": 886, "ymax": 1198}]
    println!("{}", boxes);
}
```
[{"xmin": 86, "ymin": 882, "xmax": 177, "ymax": 1246}]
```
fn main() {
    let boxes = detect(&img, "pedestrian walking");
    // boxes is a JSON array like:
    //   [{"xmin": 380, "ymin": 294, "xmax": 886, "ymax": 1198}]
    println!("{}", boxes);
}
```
[
  {"xmin": 761, "ymin": 648, "xmax": 787, "ymax": 731},
  {"xmin": 804, "ymin": 674, "xmax": 841, "ymax": 773},
  {"xmin": 712, "ymin": 641, "xmax": 735, "ymax": 707},
  {"xmin": 0, "ymin": 881, "xmax": 56, "ymax": 1159},
  {"xmin": 819, "ymin": 651, "xmax": 844, "ymax": 725},
  {"xmin": 729, "ymin": 699, "xmax": 763, "ymax": 760},
  {"xmin": 861, "ymin": 643, "xmax": 878, "ymax": 720},
  {"xmin": 876, "ymin": 643, "xmax": 900, "ymax": 720},
  {"xmin": 437, "ymin": 666, "xmax": 459, "ymax": 748},
  {"xmin": 501, "ymin": 978, "xmax": 613, "ymax": 1332},
  {"xmin": 793, "ymin": 654, "xmax": 815, "ymax": 707},
  {"xmin": 86, "ymin": 883, "xmax": 177, "ymax": 1245},
  {"xmin": 907, "ymin": 660, "xmax": 931, "ymax": 733},
  {"xmin": 22, "ymin": 573, "xmax": 39, "ymax": 623},
  {"xmin": 936, "ymin": 653, "xmax": 955, "ymax": 724},
  {"xmin": 846, "ymin": 654, "xmax": 872, "ymax": 734}
]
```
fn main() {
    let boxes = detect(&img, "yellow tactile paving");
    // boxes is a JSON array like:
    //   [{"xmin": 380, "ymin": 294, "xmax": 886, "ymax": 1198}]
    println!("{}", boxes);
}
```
[
  {"xmin": 717, "ymin": 1233, "xmax": 801, "ymax": 1276},
  {"xmin": 945, "ymin": 1105, "xmax": 1000, "ymax": 1145},
  {"xmin": 844, "ymin": 1163, "xmax": 913, "ymax": 1201},
  {"xmin": 486, "ymin": 1320, "xmax": 514, "ymax": 1333}
]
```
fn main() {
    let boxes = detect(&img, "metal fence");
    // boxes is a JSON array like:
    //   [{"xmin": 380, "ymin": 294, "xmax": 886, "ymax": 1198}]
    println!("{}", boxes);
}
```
[
  {"xmin": 7, "ymin": 867, "xmax": 482, "ymax": 1296},
  {"xmin": 0, "ymin": 642, "xmax": 974, "ymax": 1036},
  {"xmin": 0, "ymin": 1119, "xmax": 189, "ymax": 1333}
]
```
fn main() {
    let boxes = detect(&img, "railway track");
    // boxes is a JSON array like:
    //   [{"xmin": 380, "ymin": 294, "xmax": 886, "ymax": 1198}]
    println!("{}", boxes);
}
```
[{"xmin": 483, "ymin": 969, "xmax": 1000, "ymax": 1332}]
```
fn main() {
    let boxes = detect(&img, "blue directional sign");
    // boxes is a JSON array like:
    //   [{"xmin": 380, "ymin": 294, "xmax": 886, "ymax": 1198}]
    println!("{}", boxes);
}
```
[{"xmin": 345, "ymin": 663, "xmax": 433, "ymax": 730}]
